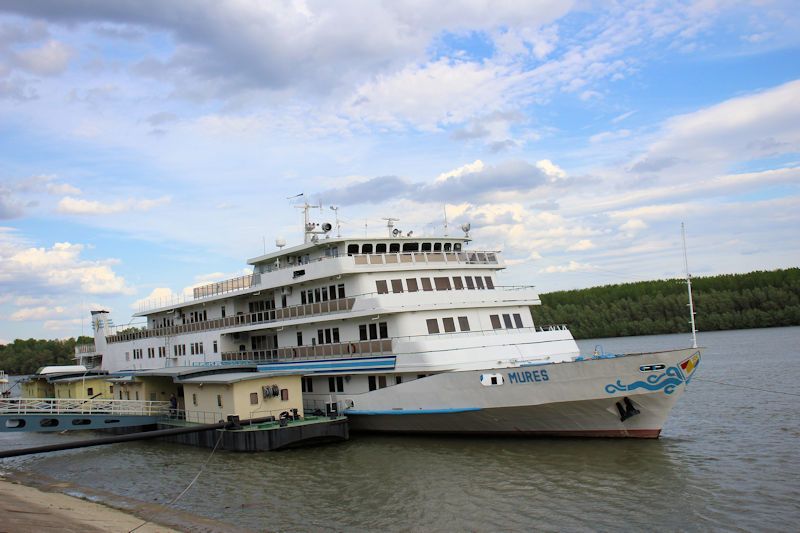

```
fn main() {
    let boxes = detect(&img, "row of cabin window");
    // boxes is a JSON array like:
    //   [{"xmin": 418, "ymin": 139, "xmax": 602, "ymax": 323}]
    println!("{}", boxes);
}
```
[
  {"xmin": 359, "ymin": 321, "xmax": 389, "ymax": 340},
  {"xmin": 301, "ymin": 374, "xmax": 429, "ymax": 394},
  {"xmin": 377, "ymin": 275, "xmax": 493, "ymax": 294},
  {"xmin": 186, "ymin": 310, "xmax": 207, "ymax": 323},
  {"xmin": 145, "ymin": 347, "xmax": 168, "ymax": 358},
  {"xmin": 189, "ymin": 390, "xmax": 289, "ymax": 408},
  {"xmin": 347, "ymin": 242, "xmax": 463, "ymax": 255},
  {"xmin": 249, "ymin": 299, "xmax": 275, "ymax": 313},
  {"xmin": 300, "ymin": 283, "xmax": 346, "ymax": 304},
  {"xmin": 490, "ymin": 313, "xmax": 525, "ymax": 330},
  {"xmin": 426, "ymin": 316, "xmax": 471, "ymax": 334}
]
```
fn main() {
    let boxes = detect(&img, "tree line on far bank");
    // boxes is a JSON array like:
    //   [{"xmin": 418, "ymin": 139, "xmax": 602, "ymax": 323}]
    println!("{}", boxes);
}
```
[
  {"xmin": 0, "ymin": 337, "xmax": 94, "ymax": 375},
  {"xmin": 531, "ymin": 268, "xmax": 800, "ymax": 339}
]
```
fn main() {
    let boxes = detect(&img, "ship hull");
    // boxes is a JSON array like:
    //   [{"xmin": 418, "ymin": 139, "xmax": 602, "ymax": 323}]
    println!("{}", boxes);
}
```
[{"xmin": 344, "ymin": 347, "xmax": 700, "ymax": 438}]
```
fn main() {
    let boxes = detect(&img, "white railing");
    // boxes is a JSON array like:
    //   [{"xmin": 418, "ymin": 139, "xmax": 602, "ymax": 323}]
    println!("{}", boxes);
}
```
[
  {"xmin": 351, "ymin": 250, "xmax": 499, "ymax": 267},
  {"xmin": 109, "ymin": 297, "xmax": 356, "ymax": 344},
  {"xmin": 0, "ymin": 398, "xmax": 170, "ymax": 416},
  {"xmin": 136, "ymin": 273, "xmax": 262, "ymax": 313},
  {"xmin": 75, "ymin": 343, "xmax": 96, "ymax": 354},
  {"xmin": 393, "ymin": 324, "xmax": 570, "ymax": 343}
]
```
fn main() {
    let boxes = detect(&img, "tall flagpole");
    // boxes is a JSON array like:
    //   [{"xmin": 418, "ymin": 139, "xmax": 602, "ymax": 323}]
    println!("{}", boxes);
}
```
[{"xmin": 682, "ymin": 223, "xmax": 698, "ymax": 349}]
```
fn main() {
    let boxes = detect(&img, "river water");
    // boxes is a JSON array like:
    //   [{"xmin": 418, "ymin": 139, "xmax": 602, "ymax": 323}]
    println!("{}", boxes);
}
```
[{"xmin": 1, "ymin": 327, "xmax": 798, "ymax": 532}]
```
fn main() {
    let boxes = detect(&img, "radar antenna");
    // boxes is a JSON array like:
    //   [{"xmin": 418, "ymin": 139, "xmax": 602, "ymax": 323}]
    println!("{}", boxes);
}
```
[{"xmin": 382, "ymin": 217, "xmax": 400, "ymax": 238}]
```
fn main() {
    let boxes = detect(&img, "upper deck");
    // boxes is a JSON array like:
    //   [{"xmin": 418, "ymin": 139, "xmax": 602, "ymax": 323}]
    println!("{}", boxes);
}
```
[{"xmin": 134, "ymin": 246, "xmax": 501, "ymax": 316}]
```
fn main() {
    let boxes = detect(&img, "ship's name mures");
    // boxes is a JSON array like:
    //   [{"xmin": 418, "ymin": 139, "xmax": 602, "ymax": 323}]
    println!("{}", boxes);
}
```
[{"xmin": 507, "ymin": 369, "xmax": 550, "ymax": 384}]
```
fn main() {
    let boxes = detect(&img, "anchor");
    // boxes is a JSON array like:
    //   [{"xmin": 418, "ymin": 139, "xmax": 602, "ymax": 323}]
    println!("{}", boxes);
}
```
[{"xmin": 616, "ymin": 396, "xmax": 641, "ymax": 422}]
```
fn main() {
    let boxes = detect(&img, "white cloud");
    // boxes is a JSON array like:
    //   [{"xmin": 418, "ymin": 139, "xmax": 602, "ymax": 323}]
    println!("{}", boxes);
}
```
[
  {"xmin": 43, "ymin": 318, "xmax": 83, "ymax": 331},
  {"xmin": 13, "ymin": 39, "xmax": 73, "ymax": 75},
  {"xmin": 57, "ymin": 195, "xmax": 170, "ymax": 215},
  {"xmin": 46, "ymin": 182, "xmax": 81, "ymax": 195},
  {"xmin": 0, "ymin": 234, "xmax": 132, "ymax": 295},
  {"xmin": 539, "ymin": 260, "xmax": 595, "ymax": 273},
  {"xmin": 535, "ymin": 159, "xmax": 567, "ymax": 180},
  {"xmin": 630, "ymin": 79, "xmax": 800, "ymax": 175},
  {"xmin": 10, "ymin": 305, "xmax": 65, "ymax": 321},
  {"xmin": 590, "ymin": 129, "xmax": 631, "ymax": 144},
  {"xmin": 567, "ymin": 239, "xmax": 595, "ymax": 251},
  {"xmin": 435, "ymin": 160, "xmax": 485, "ymax": 183}
]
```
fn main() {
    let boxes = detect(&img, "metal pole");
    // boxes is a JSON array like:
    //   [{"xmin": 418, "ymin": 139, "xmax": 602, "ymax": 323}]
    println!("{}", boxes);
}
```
[{"xmin": 682, "ymin": 223, "xmax": 698, "ymax": 349}]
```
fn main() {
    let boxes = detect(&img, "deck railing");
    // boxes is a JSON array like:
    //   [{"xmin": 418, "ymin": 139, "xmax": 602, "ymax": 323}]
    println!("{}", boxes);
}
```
[
  {"xmin": 351, "ymin": 250, "xmax": 498, "ymax": 266},
  {"xmin": 75, "ymin": 343, "xmax": 96, "ymax": 354},
  {"xmin": 221, "ymin": 338, "xmax": 393, "ymax": 363},
  {"xmin": 108, "ymin": 297, "xmax": 356, "ymax": 344},
  {"xmin": 0, "ymin": 398, "xmax": 170, "ymax": 416}
]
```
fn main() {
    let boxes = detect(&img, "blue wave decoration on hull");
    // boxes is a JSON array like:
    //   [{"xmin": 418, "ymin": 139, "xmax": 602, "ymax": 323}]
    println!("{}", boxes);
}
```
[{"xmin": 605, "ymin": 367, "xmax": 685, "ymax": 395}]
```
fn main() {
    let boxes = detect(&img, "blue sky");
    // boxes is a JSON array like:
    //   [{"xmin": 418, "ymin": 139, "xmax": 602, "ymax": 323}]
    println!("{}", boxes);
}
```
[{"xmin": 1, "ymin": 1, "xmax": 798, "ymax": 341}]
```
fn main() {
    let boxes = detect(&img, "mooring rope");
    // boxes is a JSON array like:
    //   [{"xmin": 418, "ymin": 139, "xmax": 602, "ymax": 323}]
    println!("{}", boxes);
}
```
[
  {"xmin": 692, "ymin": 377, "xmax": 800, "ymax": 397},
  {"xmin": 128, "ymin": 431, "xmax": 224, "ymax": 532}
]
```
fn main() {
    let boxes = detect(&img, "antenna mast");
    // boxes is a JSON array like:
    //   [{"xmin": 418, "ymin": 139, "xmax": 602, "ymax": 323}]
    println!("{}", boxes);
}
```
[
  {"xmin": 443, "ymin": 205, "xmax": 448, "ymax": 236},
  {"xmin": 682, "ymin": 223, "xmax": 698, "ymax": 349}
]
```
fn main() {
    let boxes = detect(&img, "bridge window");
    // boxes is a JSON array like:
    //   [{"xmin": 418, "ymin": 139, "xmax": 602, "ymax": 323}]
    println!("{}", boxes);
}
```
[
  {"xmin": 458, "ymin": 316, "xmax": 471, "ymax": 331},
  {"xmin": 490, "ymin": 315, "xmax": 502, "ymax": 329},
  {"xmin": 421, "ymin": 278, "xmax": 433, "ymax": 291},
  {"xmin": 379, "ymin": 322, "xmax": 388, "ymax": 339},
  {"xmin": 389, "ymin": 243, "xmax": 400, "ymax": 252},
  {"xmin": 433, "ymin": 243, "xmax": 442, "ymax": 251},
  {"xmin": 454, "ymin": 243, "xmax": 462, "ymax": 251},
  {"xmin": 503, "ymin": 314, "xmax": 513, "ymax": 328},
  {"xmin": 402, "ymin": 242, "xmax": 419, "ymax": 252},
  {"xmin": 376, "ymin": 280, "xmax": 388, "ymax": 294},
  {"xmin": 391, "ymin": 279, "xmax": 403, "ymax": 293},
  {"xmin": 338, "ymin": 283, "xmax": 346, "ymax": 298},
  {"xmin": 444, "ymin": 243, "xmax": 452, "ymax": 251},
  {"xmin": 475, "ymin": 277, "xmax": 485, "ymax": 290},
  {"xmin": 426, "ymin": 319, "xmax": 440, "ymax": 334},
  {"xmin": 484, "ymin": 276, "xmax": 494, "ymax": 289},
  {"xmin": 359, "ymin": 325, "xmax": 368, "ymax": 341},
  {"xmin": 376, "ymin": 243, "xmax": 387, "ymax": 253},
  {"xmin": 406, "ymin": 278, "xmax": 419, "ymax": 292},
  {"xmin": 453, "ymin": 277, "xmax": 464, "ymax": 290},
  {"xmin": 465, "ymin": 276, "xmax": 475, "ymax": 289},
  {"xmin": 442, "ymin": 317, "xmax": 456, "ymax": 333},
  {"xmin": 421, "ymin": 242, "xmax": 432, "ymax": 252},
  {"xmin": 514, "ymin": 313, "xmax": 524, "ymax": 328},
  {"xmin": 362, "ymin": 243, "xmax": 373, "ymax": 254},
  {"xmin": 347, "ymin": 244, "xmax": 359, "ymax": 255}
]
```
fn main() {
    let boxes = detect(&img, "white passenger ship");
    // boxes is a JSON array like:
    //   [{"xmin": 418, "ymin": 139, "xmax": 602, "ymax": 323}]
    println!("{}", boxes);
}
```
[{"xmin": 78, "ymin": 207, "xmax": 700, "ymax": 438}]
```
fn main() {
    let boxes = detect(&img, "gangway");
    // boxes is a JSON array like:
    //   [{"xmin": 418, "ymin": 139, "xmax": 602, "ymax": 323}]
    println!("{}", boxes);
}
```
[{"xmin": 0, "ymin": 398, "xmax": 171, "ymax": 432}]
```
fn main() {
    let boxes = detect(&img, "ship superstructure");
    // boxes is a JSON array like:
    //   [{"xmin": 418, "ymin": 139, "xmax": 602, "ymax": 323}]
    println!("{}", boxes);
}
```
[{"xmin": 78, "ymin": 208, "xmax": 700, "ymax": 437}]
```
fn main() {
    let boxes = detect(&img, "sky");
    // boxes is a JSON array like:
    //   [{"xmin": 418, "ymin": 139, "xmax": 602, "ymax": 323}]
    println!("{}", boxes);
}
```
[{"xmin": 0, "ymin": 0, "xmax": 799, "ymax": 342}]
